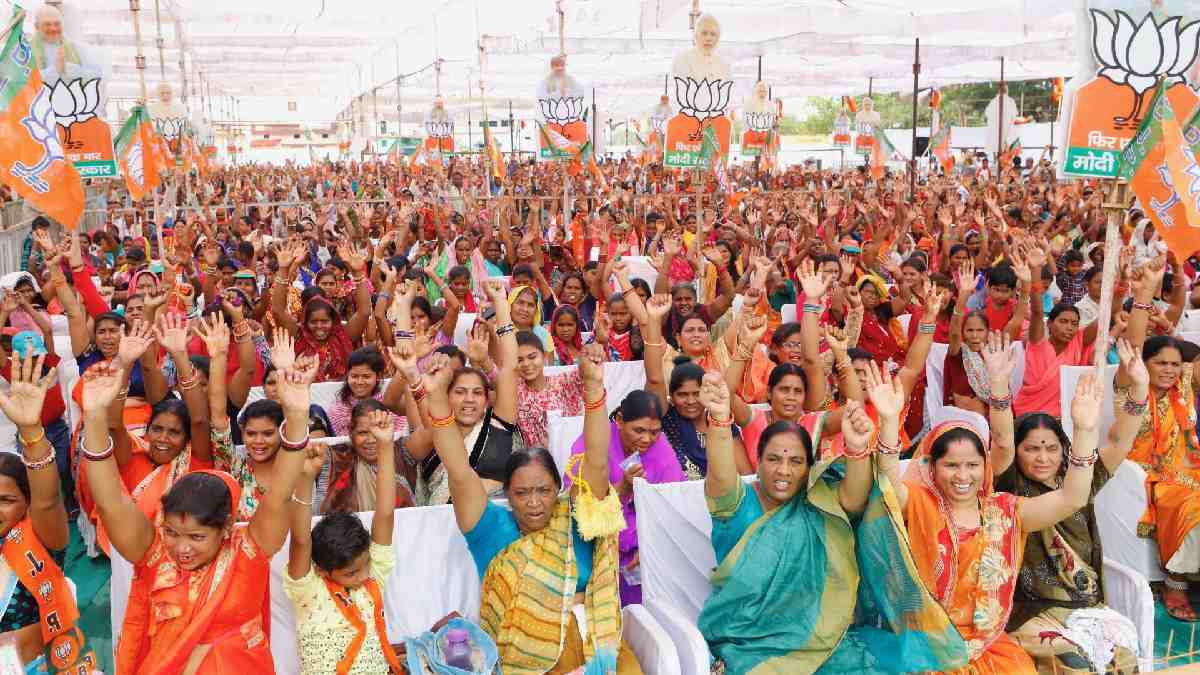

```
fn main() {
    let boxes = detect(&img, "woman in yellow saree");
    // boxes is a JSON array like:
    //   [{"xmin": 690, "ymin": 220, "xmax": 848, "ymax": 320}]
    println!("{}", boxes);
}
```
[
  {"xmin": 878, "ymin": 353, "xmax": 1105, "ymax": 675},
  {"xmin": 426, "ymin": 279, "xmax": 640, "ymax": 674},
  {"xmin": 695, "ymin": 371, "xmax": 968, "ymax": 674}
]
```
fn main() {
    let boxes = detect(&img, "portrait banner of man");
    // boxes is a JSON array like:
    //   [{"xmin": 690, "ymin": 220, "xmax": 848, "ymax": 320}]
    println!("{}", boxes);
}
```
[
  {"xmin": 665, "ymin": 13, "xmax": 732, "ymax": 168},
  {"xmin": 536, "ymin": 54, "xmax": 588, "ymax": 160},
  {"xmin": 147, "ymin": 82, "xmax": 190, "ymax": 165},
  {"xmin": 740, "ymin": 81, "xmax": 778, "ymax": 157},
  {"xmin": 28, "ymin": 4, "xmax": 117, "ymax": 178},
  {"xmin": 854, "ymin": 96, "xmax": 881, "ymax": 155},
  {"xmin": 424, "ymin": 96, "xmax": 455, "ymax": 155}
]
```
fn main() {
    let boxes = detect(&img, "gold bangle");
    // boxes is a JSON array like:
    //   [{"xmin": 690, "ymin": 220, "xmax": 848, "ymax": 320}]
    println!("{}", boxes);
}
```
[{"xmin": 17, "ymin": 427, "xmax": 46, "ymax": 447}]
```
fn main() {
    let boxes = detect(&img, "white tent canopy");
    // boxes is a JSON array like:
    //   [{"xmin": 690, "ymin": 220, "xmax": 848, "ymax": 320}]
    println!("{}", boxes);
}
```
[{"xmin": 26, "ymin": 0, "xmax": 1082, "ymax": 125}]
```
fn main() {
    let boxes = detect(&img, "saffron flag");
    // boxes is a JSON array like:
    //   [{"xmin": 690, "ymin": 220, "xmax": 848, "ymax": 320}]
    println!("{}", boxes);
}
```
[
  {"xmin": 870, "ymin": 126, "xmax": 901, "ymax": 179},
  {"xmin": 114, "ymin": 105, "xmax": 161, "ymax": 202},
  {"xmin": 483, "ymin": 125, "xmax": 503, "ymax": 180},
  {"xmin": 0, "ymin": 6, "xmax": 85, "ymax": 229},
  {"xmin": 1121, "ymin": 79, "xmax": 1200, "ymax": 257},
  {"xmin": 929, "ymin": 109, "xmax": 953, "ymax": 175},
  {"xmin": 699, "ymin": 123, "xmax": 722, "ymax": 172}
]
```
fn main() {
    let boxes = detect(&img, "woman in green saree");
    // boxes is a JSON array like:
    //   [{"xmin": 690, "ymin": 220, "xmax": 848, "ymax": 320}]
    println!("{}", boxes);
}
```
[{"xmin": 694, "ymin": 371, "xmax": 969, "ymax": 674}]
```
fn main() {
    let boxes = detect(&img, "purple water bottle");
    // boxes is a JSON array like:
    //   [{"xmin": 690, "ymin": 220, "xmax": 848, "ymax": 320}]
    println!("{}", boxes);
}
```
[{"xmin": 443, "ymin": 628, "xmax": 473, "ymax": 670}]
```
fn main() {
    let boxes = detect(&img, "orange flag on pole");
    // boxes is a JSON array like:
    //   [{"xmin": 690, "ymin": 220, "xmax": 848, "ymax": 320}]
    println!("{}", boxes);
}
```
[
  {"xmin": 114, "ymin": 106, "xmax": 162, "ymax": 202},
  {"xmin": 0, "ymin": 6, "xmax": 85, "ymax": 228}
]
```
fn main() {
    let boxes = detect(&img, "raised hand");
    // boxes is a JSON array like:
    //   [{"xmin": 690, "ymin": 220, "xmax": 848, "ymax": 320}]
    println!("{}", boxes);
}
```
[
  {"xmin": 154, "ymin": 312, "xmax": 190, "ymax": 356},
  {"xmin": 697, "ymin": 371, "xmax": 731, "ymax": 420},
  {"xmin": 79, "ymin": 362, "xmax": 125, "ymax": 416},
  {"xmin": 1116, "ymin": 337, "xmax": 1149, "ymax": 390},
  {"xmin": 822, "ymin": 324, "xmax": 850, "ymax": 355},
  {"xmin": 422, "ymin": 351, "xmax": 455, "ymax": 401},
  {"xmin": 797, "ymin": 258, "xmax": 828, "ymax": 300},
  {"xmin": 481, "ymin": 278, "xmax": 506, "ymax": 305},
  {"xmin": 300, "ymin": 442, "xmax": 328, "ymax": 480},
  {"xmin": 577, "ymin": 343, "xmax": 606, "ymax": 387},
  {"xmin": 645, "ymin": 293, "xmax": 672, "ymax": 320},
  {"xmin": 271, "ymin": 327, "xmax": 296, "ymax": 371},
  {"xmin": 739, "ymin": 312, "xmax": 769, "ymax": 348},
  {"xmin": 465, "ymin": 323, "xmax": 490, "ymax": 367},
  {"xmin": 386, "ymin": 341, "xmax": 421, "ymax": 383},
  {"xmin": 840, "ymin": 399, "xmax": 876, "ymax": 454},
  {"xmin": 593, "ymin": 310, "xmax": 610, "ymax": 345},
  {"xmin": 1071, "ymin": 372, "xmax": 1104, "ymax": 432},
  {"xmin": 864, "ymin": 360, "xmax": 904, "ymax": 421},
  {"xmin": 981, "ymin": 330, "xmax": 1017, "ymax": 384},
  {"xmin": 277, "ymin": 357, "xmax": 318, "ymax": 414},
  {"xmin": 117, "ymin": 321, "xmax": 155, "ymax": 368},
  {"xmin": 845, "ymin": 284, "xmax": 862, "ymax": 309},
  {"xmin": 194, "ymin": 313, "xmax": 231, "ymax": 358},
  {"xmin": 0, "ymin": 352, "xmax": 57, "ymax": 428},
  {"xmin": 367, "ymin": 409, "xmax": 394, "ymax": 446}
]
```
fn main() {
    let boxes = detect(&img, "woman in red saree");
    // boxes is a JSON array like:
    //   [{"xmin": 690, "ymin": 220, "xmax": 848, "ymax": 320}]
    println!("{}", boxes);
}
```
[
  {"xmin": 869, "ymin": 353, "xmax": 1104, "ymax": 675},
  {"xmin": 78, "ymin": 357, "xmax": 318, "ymax": 675}
]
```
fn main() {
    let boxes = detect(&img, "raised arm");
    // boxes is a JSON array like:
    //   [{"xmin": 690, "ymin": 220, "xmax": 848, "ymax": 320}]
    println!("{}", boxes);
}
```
[
  {"xmin": 1117, "ymin": 253, "xmax": 1167, "ymax": 387},
  {"xmin": 224, "ymin": 300, "xmax": 258, "ymax": 406},
  {"xmin": 947, "ymin": 261, "xmax": 976, "ymax": 354},
  {"xmin": 195, "ymin": 314, "xmax": 232, "ymax": 438},
  {"xmin": 699, "ymin": 373, "xmax": 738, "ymax": 499},
  {"xmin": 482, "ymin": 280, "xmax": 518, "ymax": 423},
  {"xmin": 797, "ymin": 258, "xmax": 831, "ymax": 410},
  {"xmin": 0, "ymin": 354, "xmax": 68, "ymax": 550},
  {"xmin": 837, "ymin": 399, "xmax": 878, "ymax": 516},
  {"xmin": 575, "ymin": 343, "xmax": 612, "ymax": 501},
  {"xmin": 898, "ymin": 282, "xmax": 946, "ymax": 397},
  {"xmin": 1108, "ymin": 338, "xmax": 1150, "ymax": 473},
  {"xmin": 366, "ymin": 409, "xmax": 396, "ymax": 543},
  {"xmin": 248, "ymin": 358, "xmax": 319, "ymax": 556},
  {"xmin": 156, "ymin": 312, "xmax": 212, "ymax": 462},
  {"xmin": 641, "ymin": 294, "xmax": 672, "ymax": 409},
  {"xmin": 1019, "ymin": 372, "xmax": 1102, "ymax": 532},
  {"xmin": 866, "ymin": 360, "xmax": 908, "ymax": 510},
  {"xmin": 424, "ymin": 352, "xmax": 489, "ymax": 531},
  {"xmin": 981, "ymin": 331, "xmax": 1020, "ymax": 476},
  {"xmin": 726, "ymin": 314, "xmax": 769, "ymax": 427},
  {"xmin": 79, "ymin": 363, "xmax": 156, "ymax": 564},
  {"xmin": 286, "ymin": 445, "xmax": 328, "ymax": 580},
  {"xmin": 340, "ymin": 245, "xmax": 373, "ymax": 341},
  {"xmin": 271, "ymin": 242, "xmax": 303, "ymax": 337}
]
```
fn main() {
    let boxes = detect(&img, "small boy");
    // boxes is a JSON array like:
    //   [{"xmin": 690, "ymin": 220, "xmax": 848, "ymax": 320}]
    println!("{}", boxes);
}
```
[
  {"xmin": 1055, "ymin": 249, "xmax": 1087, "ymax": 306},
  {"xmin": 285, "ymin": 410, "xmax": 400, "ymax": 675},
  {"xmin": 968, "ymin": 264, "xmax": 1019, "ymax": 331}
]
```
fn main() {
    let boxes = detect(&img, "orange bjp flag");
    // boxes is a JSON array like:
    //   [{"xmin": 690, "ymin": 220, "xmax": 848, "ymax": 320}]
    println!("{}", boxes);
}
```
[
  {"xmin": 114, "ymin": 105, "xmax": 161, "ymax": 201},
  {"xmin": 0, "ymin": 7, "xmax": 85, "ymax": 229}
]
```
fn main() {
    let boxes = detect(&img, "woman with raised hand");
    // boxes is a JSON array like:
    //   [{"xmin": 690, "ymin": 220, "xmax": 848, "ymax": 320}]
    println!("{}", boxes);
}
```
[
  {"xmin": 0, "ymin": 352, "xmax": 97, "ymax": 673},
  {"xmin": 696, "ymin": 371, "xmax": 965, "ymax": 673},
  {"xmin": 428, "ymin": 340, "xmax": 642, "ymax": 673},
  {"xmin": 81, "ymin": 355, "xmax": 317, "ymax": 675},
  {"xmin": 402, "ymin": 279, "xmax": 519, "ymax": 505},
  {"xmin": 990, "ymin": 333, "xmax": 1144, "ymax": 673},
  {"xmin": 873, "ymin": 354, "xmax": 1104, "ymax": 675}
]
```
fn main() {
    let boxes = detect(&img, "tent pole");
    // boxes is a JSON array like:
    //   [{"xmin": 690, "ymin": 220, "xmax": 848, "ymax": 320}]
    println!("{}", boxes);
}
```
[
  {"xmin": 868, "ymin": 77, "xmax": 873, "ymax": 98},
  {"xmin": 910, "ymin": 37, "xmax": 920, "ymax": 203},
  {"xmin": 395, "ymin": 40, "xmax": 402, "ymax": 141},
  {"xmin": 509, "ymin": 100, "xmax": 515, "ymax": 161},
  {"xmin": 757, "ymin": 55, "xmax": 762, "ymax": 83},
  {"xmin": 153, "ymin": 0, "xmax": 165, "ymax": 80},
  {"xmin": 129, "ymin": 1, "xmax": 147, "ymax": 104}
]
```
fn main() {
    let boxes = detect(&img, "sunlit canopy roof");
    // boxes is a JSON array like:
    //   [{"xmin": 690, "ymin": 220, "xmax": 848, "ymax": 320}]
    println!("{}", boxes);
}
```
[{"xmin": 30, "ymin": 0, "xmax": 1083, "ymax": 124}]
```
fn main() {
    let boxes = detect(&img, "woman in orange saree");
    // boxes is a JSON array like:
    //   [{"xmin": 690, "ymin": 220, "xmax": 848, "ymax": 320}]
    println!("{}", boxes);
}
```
[
  {"xmin": 868, "ymin": 354, "xmax": 1104, "ymax": 675},
  {"xmin": 77, "ymin": 356, "xmax": 318, "ymax": 675}
]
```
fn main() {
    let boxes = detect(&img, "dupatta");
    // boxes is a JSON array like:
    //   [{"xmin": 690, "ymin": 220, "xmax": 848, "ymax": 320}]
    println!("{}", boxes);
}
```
[
  {"xmin": 699, "ymin": 414, "xmax": 967, "ymax": 674},
  {"xmin": 296, "ymin": 297, "xmax": 354, "ymax": 382},
  {"xmin": 116, "ymin": 471, "xmax": 274, "ymax": 675},
  {"xmin": 904, "ymin": 422, "xmax": 1024, "ymax": 662}
]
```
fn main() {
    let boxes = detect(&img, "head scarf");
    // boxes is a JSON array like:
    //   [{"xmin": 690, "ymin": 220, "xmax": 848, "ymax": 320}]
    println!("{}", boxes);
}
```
[
  {"xmin": 296, "ymin": 295, "xmax": 353, "ymax": 382},
  {"xmin": 507, "ymin": 285, "xmax": 543, "ymax": 329}
]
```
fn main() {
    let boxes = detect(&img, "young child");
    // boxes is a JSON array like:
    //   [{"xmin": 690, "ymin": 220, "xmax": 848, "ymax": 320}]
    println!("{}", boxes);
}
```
[
  {"xmin": 285, "ymin": 409, "xmax": 401, "ymax": 674},
  {"xmin": 969, "ymin": 264, "xmax": 1019, "ymax": 332}
]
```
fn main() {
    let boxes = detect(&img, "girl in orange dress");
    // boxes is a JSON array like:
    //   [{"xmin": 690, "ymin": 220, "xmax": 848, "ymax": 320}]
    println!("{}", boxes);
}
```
[
  {"xmin": 868, "ymin": 349, "xmax": 1105, "ymax": 675},
  {"xmin": 78, "ymin": 356, "xmax": 319, "ymax": 675}
]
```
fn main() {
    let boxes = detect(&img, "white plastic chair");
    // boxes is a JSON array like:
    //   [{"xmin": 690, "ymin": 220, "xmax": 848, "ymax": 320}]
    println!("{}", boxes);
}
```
[
  {"xmin": 1101, "ymin": 557, "xmax": 1156, "ymax": 672},
  {"xmin": 546, "ymin": 412, "xmax": 584, "ymax": 476},
  {"xmin": 1095, "ymin": 460, "xmax": 1164, "ymax": 583},
  {"xmin": 111, "ymin": 504, "xmax": 680, "ymax": 675},
  {"xmin": 780, "ymin": 303, "xmax": 797, "ymax": 325}
]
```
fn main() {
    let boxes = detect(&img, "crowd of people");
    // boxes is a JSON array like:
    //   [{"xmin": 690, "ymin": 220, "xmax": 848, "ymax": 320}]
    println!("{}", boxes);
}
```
[{"xmin": 0, "ymin": 149, "xmax": 1190, "ymax": 674}]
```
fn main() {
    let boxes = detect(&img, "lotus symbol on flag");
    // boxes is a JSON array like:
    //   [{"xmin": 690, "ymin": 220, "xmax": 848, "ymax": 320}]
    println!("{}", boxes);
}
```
[
  {"xmin": 125, "ymin": 141, "xmax": 145, "ymax": 189},
  {"xmin": 744, "ymin": 111, "xmax": 776, "ymax": 133},
  {"xmin": 13, "ymin": 87, "xmax": 67, "ymax": 194},
  {"xmin": 156, "ymin": 117, "xmax": 186, "ymax": 142},
  {"xmin": 44, "ymin": 79, "xmax": 101, "ymax": 143},
  {"xmin": 1091, "ymin": 9, "xmax": 1200, "ymax": 125},
  {"xmin": 425, "ymin": 120, "xmax": 454, "ymax": 138},
  {"xmin": 674, "ymin": 77, "xmax": 732, "ymax": 122},
  {"xmin": 538, "ymin": 96, "xmax": 585, "ymax": 125}
]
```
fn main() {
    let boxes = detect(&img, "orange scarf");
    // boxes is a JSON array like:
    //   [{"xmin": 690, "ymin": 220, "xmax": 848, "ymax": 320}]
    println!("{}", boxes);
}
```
[
  {"xmin": 903, "ymin": 422, "xmax": 1025, "ymax": 663},
  {"xmin": 116, "ymin": 471, "xmax": 273, "ymax": 675},
  {"xmin": 322, "ymin": 577, "xmax": 403, "ymax": 674},
  {"xmin": 3, "ymin": 518, "xmax": 97, "ymax": 674}
]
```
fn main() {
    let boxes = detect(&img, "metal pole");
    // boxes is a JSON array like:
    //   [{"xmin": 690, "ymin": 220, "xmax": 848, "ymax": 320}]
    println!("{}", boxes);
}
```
[
  {"xmin": 592, "ymin": 88, "xmax": 597, "ymax": 154},
  {"xmin": 153, "ymin": 0, "xmax": 165, "ymax": 80},
  {"xmin": 394, "ymin": 40, "xmax": 402, "ymax": 140},
  {"xmin": 372, "ymin": 59, "xmax": 379, "ymax": 140},
  {"xmin": 998, "ymin": 57, "xmax": 1006, "ymax": 164},
  {"xmin": 175, "ymin": 19, "xmax": 187, "ymax": 106},
  {"xmin": 868, "ymin": 77, "xmax": 873, "ymax": 98},
  {"xmin": 757, "ymin": 55, "xmax": 762, "ymax": 82},
  {"xmin": 129, "ymin": 1, "xmax": 148, "ymax": 104},
  {"xmin": 910, "ymin": 37, "xmax": 920, "ymax": 203},
  {"xmin": 509, "ymin": 100, "xmax": 515, "ymax": 161}
]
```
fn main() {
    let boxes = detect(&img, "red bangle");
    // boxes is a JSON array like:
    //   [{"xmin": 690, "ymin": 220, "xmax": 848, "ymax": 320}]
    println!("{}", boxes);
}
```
[
  {"xmin": 584, "ymin": 392, "xmax": 607, "ymax": 412},
  {"xmin": 707, "ymin": 412, "xmax": 733, "ymax": 428}
]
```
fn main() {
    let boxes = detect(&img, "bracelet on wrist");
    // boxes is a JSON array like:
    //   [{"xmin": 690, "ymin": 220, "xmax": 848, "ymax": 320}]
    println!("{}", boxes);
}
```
[
  {"xmin": 494, "ymin": 323, "xmax": 515, "ymax": 338},
  {"xmin": 277, "ymin": 421, "xmax": 310, "ymax": 452},
  {"xmin": 1067, "ymin": 446, "xmax": 1099, "ymax": 468},
  {"xmin": 17, "ymin": 427, "xmax": 46, "ymax": 447},
  {"xmin": 918, "ymin": 323, "xmax": 936, "ymax": 334},
  {"xmin": 21, "ymin": 449, "xmax": 55, "ymax": 472},
  {"xmin": 1122, "ymin": 391, "xmax": 1150, "ymax": 416},
  {"xmin": 290, "ymin": 492, "xmax": 313, "ymax": 507},
  {"xmin": 989, "ymin": 393, "xmax": 1013, "ymax": 410},
  {"xmin": 79, "ymin": 435, "xmax": 114, "ymax": 462},
  {"xmin": 584, "ymin": 391, "xmax": 608, "ymax": 412},
  {"xmin": 706, "ymin": 411, "xmax": 733, "ymax": 428},
  {"xmin": 1131, "ymin": 301, "xmax": 1155, "ymax": 312},
  {"xmin": 429, "ymin": 412, "xmax": 456, "ymax": 429},
  {"xmin": 802, "ymin": 303, "xmax": 824, "ymax": 315},
  {"xmin": 876, "ymin": 438, "xmax": 902, "ymax": 455}
]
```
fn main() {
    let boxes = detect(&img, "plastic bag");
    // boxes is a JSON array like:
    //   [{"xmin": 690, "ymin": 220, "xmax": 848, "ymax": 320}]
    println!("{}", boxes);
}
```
[{"xmin": 404, "ymin": 617, "xmax": 500, "ymax": 675}]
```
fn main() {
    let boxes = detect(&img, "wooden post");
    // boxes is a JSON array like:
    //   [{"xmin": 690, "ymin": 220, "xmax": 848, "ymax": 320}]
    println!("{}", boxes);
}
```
[{"xmin": 1094, "ymin": 180, "xmax": 1128, "ymax": 370}]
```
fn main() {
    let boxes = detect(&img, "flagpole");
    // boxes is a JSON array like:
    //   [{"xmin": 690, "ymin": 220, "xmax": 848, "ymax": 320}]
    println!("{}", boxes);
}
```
[
  {"xmin": 153, "ymin": 0, "xmax": 165, "ymax": 79},
  {"xmin": 129, "ymin": 1, "xmax": 148, "ymax": 104},
  {"xmin": 1094, "ymin": 180, "xmax": 1127, "ymax": 371},
  {"xmin": 997, "ymin": 56, "xmax": 1006, "ymax": 165},
  {"xmin": 909, "ymin": 37, "xmax": 920, "ymax": 204}
]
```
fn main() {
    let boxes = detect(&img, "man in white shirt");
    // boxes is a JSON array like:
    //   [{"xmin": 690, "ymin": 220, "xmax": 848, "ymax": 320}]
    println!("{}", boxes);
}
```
[{"xmin": 31, "ymin": 5, "xmax": 100, "ymax": 84}]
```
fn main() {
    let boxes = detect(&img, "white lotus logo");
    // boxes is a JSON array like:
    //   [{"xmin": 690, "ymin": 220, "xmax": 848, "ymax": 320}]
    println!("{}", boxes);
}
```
[
  {"xmin": 125, "ymin": 141, "xmax": 145, "ymax": 188},
  {"xmin": 155, "ymin": 117, "xmax": 186, "ymax": 142},
  {"xmin": 538, "ymin": 96, "xmax": 585, "ymax": 125},
  {"xmin": 425, "ymin": 120, "xmax": 454, "ymax": 138},
  {"xmin": 744, "ymin": 111, "xmax": 776, "ymax": 133},
  {"xmin": 1091, "ymin": 8, "xmax": 1200, "ymax": 124},
  {"xmin": 650, "ymin": 115, "xmax": 668, "ymax": 135},
  {"xmin": 44, "ymin": 78, "xmax": 100, "ymax": 142},
  {"xmin": 674, "ymin": 77, "xmax": 732, "ymax": 122}
]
